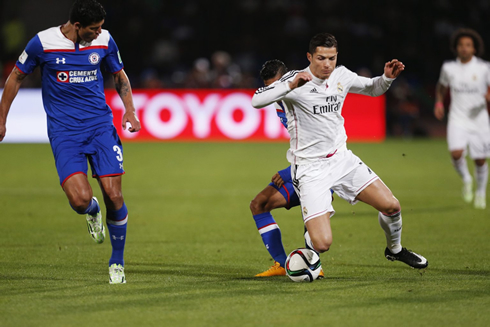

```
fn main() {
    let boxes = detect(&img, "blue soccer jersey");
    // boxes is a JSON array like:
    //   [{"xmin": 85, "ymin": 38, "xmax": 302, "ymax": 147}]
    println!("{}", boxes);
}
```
[{"xmin": 16, "ymin": 26, "xmax": 123, "ymax": 136}]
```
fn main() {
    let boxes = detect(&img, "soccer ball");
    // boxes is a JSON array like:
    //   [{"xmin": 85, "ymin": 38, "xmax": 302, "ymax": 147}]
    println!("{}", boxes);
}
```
[{"xmin": 285, "ymin": 248, "xmax": 322, "ymax": 282}]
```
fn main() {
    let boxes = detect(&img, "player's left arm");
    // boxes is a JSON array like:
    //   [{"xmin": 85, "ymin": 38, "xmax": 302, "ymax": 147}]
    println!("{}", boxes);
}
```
[
  {"xmin": 349, "ymin": 59, "xmax": 404, "ymax": 97},
  {"xmin": 113, "ymin": 69, "xmax": 141, "ymax": 133}
]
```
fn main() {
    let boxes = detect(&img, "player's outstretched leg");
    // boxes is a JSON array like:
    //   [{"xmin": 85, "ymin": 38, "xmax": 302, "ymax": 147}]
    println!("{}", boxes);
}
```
[
  {"xmin": 84, "ymin": 197, "xmax": 105, "ymax": 244},
  {"xmin": 378, "ymin": 211, "xmax": 428, "ymax": 269},
  {"xmin": 474, "ymin": 161, "xmax": 488, "ymax": 209},
  {"xmin": 107, "ymin": 203, "xmax": 128, "ymax": 284},
  {"xmin": 303, "ymin": 227, "xmax": 324, "ymax": 279}
]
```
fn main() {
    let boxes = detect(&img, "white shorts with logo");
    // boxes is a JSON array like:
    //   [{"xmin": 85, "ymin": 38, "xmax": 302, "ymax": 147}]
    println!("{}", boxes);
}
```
[
  {"xmin": 292, "ymin": 149, "xmax": 379, "ymax": 223},
  {"xmin": 447, "ymin": 123, "xmax": 490, "ymax": 159}
]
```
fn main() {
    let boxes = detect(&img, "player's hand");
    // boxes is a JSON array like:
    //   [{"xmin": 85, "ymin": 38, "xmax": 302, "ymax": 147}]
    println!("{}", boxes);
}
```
[
  {"xmin": 0, "ymin": 124, "xmax": 6, "ymax": 142},
  {"xmin": 384, "ymin": 59, "xmax": 405, "ymax": 79},
  {"xmin": 122, "ymin": 111, "xmax": 141, "ymax": 132},
  {"xmin": 434, "ymin": 102, "xmax": 445, "ymax": 120},
  {"xmin": 288, "ymin": 72, "xmax": 312, "ymax": 90},
  {"xmin": 271, "ymin": 172, "xmax": 285, "ymax": 188}
]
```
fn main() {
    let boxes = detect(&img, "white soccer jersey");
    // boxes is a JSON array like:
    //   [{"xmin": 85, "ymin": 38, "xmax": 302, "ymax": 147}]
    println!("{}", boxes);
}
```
[
  {"xmin": 252, "ymin": 66, "xmax": 394, "ymax": 165},
  {"xmin": 438, "ymin": 56, "xmax": 490, "ymax": 131}
]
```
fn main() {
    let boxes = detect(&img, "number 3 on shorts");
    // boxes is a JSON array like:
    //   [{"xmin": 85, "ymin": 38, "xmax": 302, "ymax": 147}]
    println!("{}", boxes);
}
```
[{"xmin": 113, "ymin": 145, "xmax": 123, "ymax": 162}]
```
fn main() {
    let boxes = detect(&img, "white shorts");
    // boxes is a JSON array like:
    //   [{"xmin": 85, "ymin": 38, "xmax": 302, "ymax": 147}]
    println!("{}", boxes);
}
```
[
  {"xmin": 447, "ymin": 123, "xmax": 490, "ymax": 159},
  {"xmin": 292, "ymin": 149, "xmax": 379, "ymax": 223}
]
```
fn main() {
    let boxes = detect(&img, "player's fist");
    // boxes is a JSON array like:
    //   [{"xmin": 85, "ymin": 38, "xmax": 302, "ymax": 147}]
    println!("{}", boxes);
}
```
[
  {"xmin": 122, "ymin": 111, "xmax": 141, "ymax": 133},
  {"xmin": 384, "ymin": 59, "xmax": 405, "ymax": 79}
]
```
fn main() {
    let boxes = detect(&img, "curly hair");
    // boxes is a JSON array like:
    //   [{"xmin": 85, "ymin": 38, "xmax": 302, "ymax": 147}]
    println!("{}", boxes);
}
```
[{"xmin": 450, "ymin": 28, "xmax": 484, "ymax": 57}]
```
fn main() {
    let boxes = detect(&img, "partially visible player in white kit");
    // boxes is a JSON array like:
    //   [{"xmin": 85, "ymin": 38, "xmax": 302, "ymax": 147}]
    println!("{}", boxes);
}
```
[
  {"xmin": 434, "ymin": 28, "xmax": 490, "ymax": 209},
  {"xmin": 252, "ymin": 32, "xmax": 428, "ymax": 269}
]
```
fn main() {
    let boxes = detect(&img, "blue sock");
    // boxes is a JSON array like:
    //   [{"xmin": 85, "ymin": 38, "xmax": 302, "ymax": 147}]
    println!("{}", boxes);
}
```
[
  {"xmin": 71, "ymin": 198, "xmax": 99, "ymax": 216},
  {"xmin": 106, "ymin": 203, "xmax": 128, "ymax": 267},
  {"xmin": 253, "ymin": 212, "xmax": 287, "ymax": 267}
]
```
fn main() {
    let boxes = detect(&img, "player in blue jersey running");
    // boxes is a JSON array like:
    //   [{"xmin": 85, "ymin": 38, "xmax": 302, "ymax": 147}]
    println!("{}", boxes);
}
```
[
  {"xmin": 0, "ymin": 0, "xmax": 140, "ymax": 284},
  {"xmin": 251, "ymin": 60, "xmax": 328, "ymax": 277}
]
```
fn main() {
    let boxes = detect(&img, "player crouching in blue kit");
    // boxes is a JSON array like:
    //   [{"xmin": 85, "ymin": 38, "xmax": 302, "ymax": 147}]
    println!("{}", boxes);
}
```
[{"xmin": 0, "ymin": 0, "xmax": 140, "ymax": 284}]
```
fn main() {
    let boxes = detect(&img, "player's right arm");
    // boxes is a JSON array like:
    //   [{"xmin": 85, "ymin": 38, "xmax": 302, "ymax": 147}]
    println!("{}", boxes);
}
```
[
  {"xmin": 434, "ymin": 82, "xmax": 448, "ymax": 120},
  {"xmin": 434, "ymin": 64, "xmax": 449, "ymax": 121},
  {"xmin": 251, "ymin": 71, "xmax": 312, "ymax": 108},
  {"xmin": 0, "ymin": 67, "xmax": 28, "ymax": 142}
]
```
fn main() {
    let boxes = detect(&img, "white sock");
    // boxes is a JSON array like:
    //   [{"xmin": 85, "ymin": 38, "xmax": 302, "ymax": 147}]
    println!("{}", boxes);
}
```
[
  {"xmin": 475, "ymin": 162, "xmax": 488, "ymax": 197},
  {"xmin": 304, "ymin": 230, "xmax": 315, "ymax": 251},
  {"xmin": 378, "ymin": 211, "xmax": 402, "ymax": 254},
  {"xmin": 452, "ymin": 156, "xmax": 472, "ymax": 184}
]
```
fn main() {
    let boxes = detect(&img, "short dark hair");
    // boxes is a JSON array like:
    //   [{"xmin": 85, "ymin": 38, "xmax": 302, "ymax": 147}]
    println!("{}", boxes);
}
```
[
  {"xmin": 259, "ymin": 59, "xmax": 288, "ymax": 82},
  {"xmin": 451, "ymin": 28, "xmax": 484, "ymax": 57},
  {"xmin": 69, "ymin": 0, "xmax": 106, "ymax": 27},
  {"xmin": 309, "ymin": 33, "xmax": 338, "ymax": 55}
]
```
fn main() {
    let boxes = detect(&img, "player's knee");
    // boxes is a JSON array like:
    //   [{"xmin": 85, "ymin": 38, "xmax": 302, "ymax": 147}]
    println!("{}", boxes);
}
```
[
  {"xmin": 475, "ymin": 159, "xmax": 487, "ymax": 166},
  {"xmin": 382, "ymin": 197, "xmax": 401, "ymax": 215},
  {"xmin": 250, "ymin": 198, "xmax": 267, "ymax": 215},
  {"xmin": 69, "ymin": 192, "xmax": 92, "ymax": 212},
  {"xmin": 312, "ymin": 237, "xmax": 332, "ymax": 253},
  {"xmin": 105, "ymin": 189, "xmax": 123, "ymax": 206}
]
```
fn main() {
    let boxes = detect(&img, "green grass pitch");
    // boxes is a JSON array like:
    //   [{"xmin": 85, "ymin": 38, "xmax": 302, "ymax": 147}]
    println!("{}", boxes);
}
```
[{"xmin": 0, "ymin": 139, "xmax": 489, "ymax": 326}]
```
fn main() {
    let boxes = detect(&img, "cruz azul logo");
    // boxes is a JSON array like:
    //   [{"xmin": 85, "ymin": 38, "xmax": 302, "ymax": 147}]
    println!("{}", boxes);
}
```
[
  {"xmin": 57, "ymin": 71, "xmax": 69, "ymax": 83},
  {"xmin": 88, "ymin": 52, "xmax": 101, "ymax": 65},
  {"xmin": 56, "ymin": 70, "xmax": 98, "ymax": 83}
]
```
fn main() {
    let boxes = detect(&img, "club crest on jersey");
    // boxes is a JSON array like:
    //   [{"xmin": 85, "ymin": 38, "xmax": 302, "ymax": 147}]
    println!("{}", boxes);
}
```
[
  {"xmin": 88, "ymin": 52, "xmax": 101, "ymax": 65},
  {"xmin": 337, "ymin": 82, "xmax": 343, "ymax": 93},
  {"xmin": 57, "ymin": 71, "xmax": 69, "ymax": 83},
  {"xmin": 303, "ymin": 206, "xmax": 308, "ymax": 216}
]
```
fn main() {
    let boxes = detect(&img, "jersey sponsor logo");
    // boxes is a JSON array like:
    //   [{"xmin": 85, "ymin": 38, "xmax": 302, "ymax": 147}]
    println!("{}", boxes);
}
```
[
  {"xmin": 88, "ymin": 52, "xmax": 101, "ymax": 65},
  {"xmin": 310, "ymin": 88, "xmax": 318, "ymax": 93},
  {"xmin": 56, "ymin": 69, "xmax": 98, "ymax": 83},
  {"xmin": 313, "ymin": 95, "xmax": 342, "ymax": 114},
  {"xmin": 117, "ymin": 51, "xmax": 122, "ymax": 64},
  {"xmin": 56, "ymin": 57, "xmax": 66, "ymax": 64},
  {"xmin": 57, "ymin": 71, "xmax": 69, "ymax": 83},
  {"xmin": 19, "ymin": 50, "xmax": 28, "ymax": 64}
]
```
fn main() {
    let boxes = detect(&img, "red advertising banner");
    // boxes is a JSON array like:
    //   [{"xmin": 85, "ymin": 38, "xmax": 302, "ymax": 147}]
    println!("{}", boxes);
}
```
[{"xmin": 106, "ymin": 89, "xmax": 385, "ymax": 142}]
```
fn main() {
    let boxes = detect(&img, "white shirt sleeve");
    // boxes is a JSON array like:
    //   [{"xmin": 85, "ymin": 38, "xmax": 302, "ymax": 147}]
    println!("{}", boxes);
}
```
[
  {"xmin": 349, "ymin": 74, "xmax": 394, "ymax": 97},
  {"xmin": 251, "ymin": 81, "xmax": 292, "ymax": 108},
  {"xmin": 438, "ymin": 64, "xmax": 449, "ymax": 87}
]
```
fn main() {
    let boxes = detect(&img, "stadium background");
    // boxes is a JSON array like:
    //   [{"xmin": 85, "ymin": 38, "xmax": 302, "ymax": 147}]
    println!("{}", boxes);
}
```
[{"xmin": 2, "ymin": 0, "xmax": 490, "ymax": 140}]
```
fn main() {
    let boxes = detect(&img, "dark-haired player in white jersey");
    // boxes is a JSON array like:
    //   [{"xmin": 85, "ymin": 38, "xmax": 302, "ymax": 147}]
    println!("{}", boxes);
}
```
[
  {"xmin": 435, "ymin": 28, "xmax": 490, "ymax": 209},
  {"xmin": 252, "ymin": 33, "xmax": 428, "ymax": 270},
  {"xmin": 0, "ymin": 0, "xmax": 140, "ymax": 283},
  {"xmin": 251, "ymin": 60, "xmax": 326, "ymax": 278}
]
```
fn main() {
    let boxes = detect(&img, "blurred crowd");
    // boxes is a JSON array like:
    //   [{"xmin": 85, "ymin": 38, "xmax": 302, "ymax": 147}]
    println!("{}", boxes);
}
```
[{"xmin": 2, "ymin": 0, "xmax": 490, "ymax": 137}]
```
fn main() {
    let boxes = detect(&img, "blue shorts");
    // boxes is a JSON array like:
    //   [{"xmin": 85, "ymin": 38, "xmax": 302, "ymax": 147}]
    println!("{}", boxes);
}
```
[
  {"xmin": 268, "ymin": 166, "xmax": 300, "ymax": 209},
  {"xmin": 49, "ymin": 125, "xmax": 125, "ymax": 186}
]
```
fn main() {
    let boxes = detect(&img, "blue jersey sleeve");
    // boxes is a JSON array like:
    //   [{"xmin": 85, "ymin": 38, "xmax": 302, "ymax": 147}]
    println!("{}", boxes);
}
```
[
  {"xmin": 16, "ymin": 35, "xmax": 43, "ymax": 74},
  {"xmin": 103, "ymin": 35, "xmax": 124, "ymax": 73}
]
